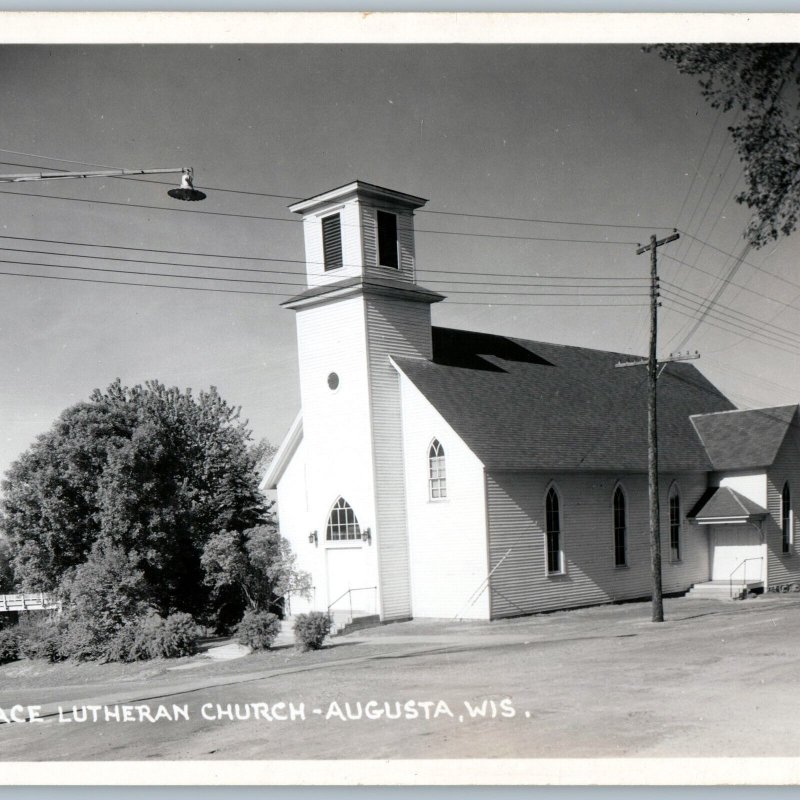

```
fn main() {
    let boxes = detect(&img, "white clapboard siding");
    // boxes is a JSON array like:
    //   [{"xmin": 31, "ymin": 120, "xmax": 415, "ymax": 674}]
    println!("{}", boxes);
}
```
[
  {"xmin": 365, "ymin": 294, "xmax": 434, "ymax": 620},
  {"xmin": 275, "ymin": 437, "xmax": 317, "ymax": 615},
  {"xmin": 293, "ymin": 295, "xmax": 380, "ymax": 608},
  {"xmin": 398, "ymin": 372, "xmax": 490, "ymax": 619},
  {"xmin": 486, "ymin": 471, "xmax": 710, "ymax": 618},
  {"xmin": 766, "ymin": 422, "xmax": 800, "ymax": 587},
  {"xmin": 360, "ymin": 204, "xmax": 416, "ymax": 284},
  {"xmin": 304, "ymin": 201, "xmax": 364, "ymax": 287}
]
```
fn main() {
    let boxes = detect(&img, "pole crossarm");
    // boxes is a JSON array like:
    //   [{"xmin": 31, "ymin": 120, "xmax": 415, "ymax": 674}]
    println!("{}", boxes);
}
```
[
  {"xmin": 614, "ymin": 352, "xmax": 700, "ymax": 369},
  {"xmin": 636, "ymin": 230, "xmax": 679, "ymax": 256}
]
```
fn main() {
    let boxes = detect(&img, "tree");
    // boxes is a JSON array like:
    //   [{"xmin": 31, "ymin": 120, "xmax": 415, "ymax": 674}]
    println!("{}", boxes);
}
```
[
  {"xmin": 202, "ymin": 524, "xmax": 311, "ymax": 627},
  {"xmin": 649, "ymin": 45, "xmax": 800, "ymax": 247},
  {"xmin": 0, "ymin": 538, "xmax": 14, "ymax": 593},
  {"xmin": 1, "ymin": 379, "xmax": 270, "ymax": 619}
]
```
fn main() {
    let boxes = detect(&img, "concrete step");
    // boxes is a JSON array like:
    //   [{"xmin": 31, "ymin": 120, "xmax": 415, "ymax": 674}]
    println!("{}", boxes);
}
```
[
  {"xmin": 686, "ymin": 581, "xmax": 761, "ymax": 600},
  {"xmin": 332, "ymin": 613, "xmax": 381, "ymax": 637}
]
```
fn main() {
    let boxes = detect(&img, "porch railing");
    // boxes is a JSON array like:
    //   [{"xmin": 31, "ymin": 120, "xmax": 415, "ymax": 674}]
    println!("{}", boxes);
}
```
[
  {"xmin": 0, "ymin": 592, "xmax": 61, "ymax": 613},
  {"xmin": 729, "ymin": 557, "xmax": 764, "ymax": 599}
]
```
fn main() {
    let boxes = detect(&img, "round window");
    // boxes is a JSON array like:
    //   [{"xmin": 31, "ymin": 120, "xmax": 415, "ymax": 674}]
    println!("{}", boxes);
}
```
[{"xmin": 327, "ymin": 372, "xmax": 340, "ymax": 391}]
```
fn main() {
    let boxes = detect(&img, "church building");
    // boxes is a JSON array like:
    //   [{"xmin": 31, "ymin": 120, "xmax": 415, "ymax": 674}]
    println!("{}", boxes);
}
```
[{"xmin": 262, "ymin": 180, "xmax": 800, "ymax": 623}]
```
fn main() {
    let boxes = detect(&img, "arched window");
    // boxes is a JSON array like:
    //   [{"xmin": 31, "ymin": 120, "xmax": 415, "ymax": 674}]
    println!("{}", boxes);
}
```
[
  {"xmin": 782, "ymin": 483, "xmax": 792, "ymax": 554},
  {"xmin": 326, "ymin": 497, "xmax": 361, "ymax": 541},
  {"xmin": 545, "ymin": 486, "xmax": 562, "ymax": 574},
  {"xmin": 669, "ymin": 484, "xmax": 681, "ymax": 562},
  {"xmin": 613, "ymin": 486, "xmax": 627, "ymax": 567},
  {"xmin": 428, "ymin": 439, "xmax": 447, "ymax": 500}
]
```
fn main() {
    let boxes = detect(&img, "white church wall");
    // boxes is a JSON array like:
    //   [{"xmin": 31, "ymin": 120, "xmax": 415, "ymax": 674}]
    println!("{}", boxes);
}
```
[
  {"xmin": 766, "ymin": 419, "xmax": 800, "ymax": 588},
  {"xmin": 711, "ymin": 471, "xmax": 768, "ymax": 508},
  {"xmin": 398, "ymin": 371, "xmax": 490, "ymax": 620},
  {"xmin": 274, "ymin": 437, "xmax": 315, "ymax": 616},
  {"xmin": 294, "ymin": 295, "xmax": 381, "ymax": 612},
  {"xmin": 486, "ymin": 471, "xmax": 710, "ymax": 618}
]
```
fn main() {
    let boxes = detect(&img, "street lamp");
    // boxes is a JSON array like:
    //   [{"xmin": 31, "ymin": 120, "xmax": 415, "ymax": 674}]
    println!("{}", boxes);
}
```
[{"xmin": 0, "ymin": 166, "xmax": 206, "ymax": 201}]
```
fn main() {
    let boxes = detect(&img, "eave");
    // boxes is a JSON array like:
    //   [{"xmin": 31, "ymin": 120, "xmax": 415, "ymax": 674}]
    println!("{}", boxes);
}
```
[{"xmin": 260, "ymin": 412, "xmax": 303, "ymax": 491}]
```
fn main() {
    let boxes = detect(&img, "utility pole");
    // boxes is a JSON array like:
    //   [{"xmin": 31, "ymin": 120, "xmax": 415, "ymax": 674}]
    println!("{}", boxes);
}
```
[{"xmin": 616, "ymin": 230, "xmax": 680, "ymax": 623}]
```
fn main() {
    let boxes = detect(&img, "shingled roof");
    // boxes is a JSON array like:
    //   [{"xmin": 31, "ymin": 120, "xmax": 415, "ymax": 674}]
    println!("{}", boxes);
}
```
[
  {"xmin": 690, "ymin": 405, "xmax": 798, "ymax": 470},
  {"xmin": 688, "ymin": 486, "xmax": 768, "ymax": 523},
  {"xmin": 393, "ymin": 327, "xmax": 735, "ymax": 472}
]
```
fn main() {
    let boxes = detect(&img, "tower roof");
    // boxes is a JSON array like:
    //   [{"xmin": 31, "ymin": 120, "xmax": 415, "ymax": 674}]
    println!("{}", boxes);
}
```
[{"xmin": 289, "ymin": 180, "xmax": 428, "ymax": 216}]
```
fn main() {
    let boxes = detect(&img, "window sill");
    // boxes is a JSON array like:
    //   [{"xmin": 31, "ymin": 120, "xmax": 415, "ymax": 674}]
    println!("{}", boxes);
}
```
[
  {"xmin": 614, "ymin": 564, "xmax": 629, "ymax": 570},
  {"xmin": 546, "ymin": 571, "xmax": 567, "ymax": 579},
  {"xmin": 324, "ymin": 541, "xmax": 365, "ymax": 550}
]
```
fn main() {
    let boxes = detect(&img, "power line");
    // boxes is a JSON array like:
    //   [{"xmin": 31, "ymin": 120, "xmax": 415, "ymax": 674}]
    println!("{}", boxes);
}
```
[
  {"xmin": 442, "ymin": 300, "xmax": 649, "ymax": 307},
  {"xmin": 680, "ymin": 230, "xmax": 800, "ymax": 293},
  {"xmin": 672, "ymin": 108, "xmax": 724, "ymax": 229},
  {"xmin": 0, "ymin": 149, "xmax": 675, "ymax": 231},
  {"xmin": 0, "ymin": 247, "xmax": 649, "ymax": 294},
  {"xmin": 419, "ymin": 208, "xmax": 668, "ymax": 231},
  {"xmin": 0, "ymin": 187, "xmax": 299, "ymax": 223},
  {"xmin": 0, "ymin": 269, "xmax": 293, "ymax": 297},
  {"xmin": 415, "ymin": 228, "xmax": 638, "ymax": 245},
  {"xmin": 0, "ymin": 187, "xmax": 642, "ymax": 245},
  {"xmin": 0, "ymin": 234, "xmax": 650, "ymax": 281},
  {"xmin": 669, "ymin": 238, "xmax": 754, "ymax": 352},
  {"xmin": 660, "ymin": 281, "xmax": 800, "ymax": 343},
  {"xmin": 0, "ymin": 244, "xmax": 306, "ymax": 278},
  {"xmin": 662, "ymin": 295, "xmax": 800, "ymax": 356},
  {"xmin": 660, "ymin": 252, "xmax": 800, "ymax": 310},
  {"xmin": 664, "ymin": 301, "xmax": 800, "ymax": 359},
  {"xmin": 0, "ymin": 268, "xmax": 651, "ymax": 309},
  {"xmin": 0, "ymin": 256, "xmax": 307, "ymax": 288}
]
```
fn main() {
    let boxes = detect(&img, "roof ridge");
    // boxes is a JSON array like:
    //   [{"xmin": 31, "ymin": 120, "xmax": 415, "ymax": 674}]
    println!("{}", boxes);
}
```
[
  {"xmin": 690, "ymin": 403, "xmax": 797, "ymax": 420},
  {"xmin": 430, "ymin": 325, "xmax": 642, "ymax": 361}
]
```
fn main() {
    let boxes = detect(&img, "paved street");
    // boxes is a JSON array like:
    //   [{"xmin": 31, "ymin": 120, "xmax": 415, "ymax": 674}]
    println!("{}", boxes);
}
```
[{"xmin": 2, "ymin": 594, "xmax": 800, "ymax": 761}]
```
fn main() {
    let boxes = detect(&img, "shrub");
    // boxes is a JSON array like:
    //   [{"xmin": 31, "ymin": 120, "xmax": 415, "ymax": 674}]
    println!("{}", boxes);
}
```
[
  {"xmin": 158, "ymin": 613, "xmax": 200, "ymax": 658},
  {"xmin": 126, "ymin": 612, "xmax": 200, "ymax": 660},
  {"xmin": 18, "ymin": 616, "xmax": 68, "ymax": 663},
  {"xmin": 0, "ymin": 627, "xmax": 20, "ymax": 665},
  {"xmin": 293, "ymin": 612, "xmax": 332, "ymax": 651},
  {"xmin": 236, "ymin": 609, "xmax": 281, "ymax": 651}
]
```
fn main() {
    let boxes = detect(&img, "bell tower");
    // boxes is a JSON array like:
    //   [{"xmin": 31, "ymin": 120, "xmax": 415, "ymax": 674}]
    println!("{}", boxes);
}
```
[
  {"xmin": 288, "ymin": 180, "xmax": 428, "ymax": 288},
  {"xmin": 282, "ymin": 181, "xmax": 443, "ymax": 622}
]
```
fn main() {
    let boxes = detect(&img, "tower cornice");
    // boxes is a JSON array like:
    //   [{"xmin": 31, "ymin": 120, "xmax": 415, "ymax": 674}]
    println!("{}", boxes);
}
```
[
  {"xmin": 289, "ymin": 180, "xmax": 428, "ymax": 216},
  {"xmin": 281, "ymin": 275, "xmax": 445, "ymax": 312}
]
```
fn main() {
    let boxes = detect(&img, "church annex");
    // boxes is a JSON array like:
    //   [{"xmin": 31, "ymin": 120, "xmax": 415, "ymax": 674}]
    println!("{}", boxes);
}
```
[{"xmin": 262, "ymin": 180, "xmax": 800, "ymax": 622}]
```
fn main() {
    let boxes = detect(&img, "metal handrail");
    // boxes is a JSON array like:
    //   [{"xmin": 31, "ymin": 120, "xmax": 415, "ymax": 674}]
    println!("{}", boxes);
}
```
[
  {"xmin": 729, "ymin": 556, "xmax": 764, "ymax": 599},
  {"xmin": 327, "ymin": 586, "xmax": 378, "ymax": 623}
]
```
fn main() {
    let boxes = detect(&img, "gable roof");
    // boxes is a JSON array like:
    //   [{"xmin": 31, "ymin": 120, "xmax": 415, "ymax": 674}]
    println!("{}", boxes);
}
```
[
  {"xmin": 688, "ymin": 486, "xmax": 768, "ymax": 523},
  {"xmin": 690, "ymin": 405, "xmax": 798, "ymax": 471},
  {"xmin": 393, "ymin": 327, "xmax": 735, "ymax": 472}
]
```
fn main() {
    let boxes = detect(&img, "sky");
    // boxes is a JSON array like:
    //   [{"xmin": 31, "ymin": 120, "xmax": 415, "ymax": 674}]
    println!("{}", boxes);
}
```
[{"xmin": 0, "ymin": 37, "xmax": 798, "ymax": 483}]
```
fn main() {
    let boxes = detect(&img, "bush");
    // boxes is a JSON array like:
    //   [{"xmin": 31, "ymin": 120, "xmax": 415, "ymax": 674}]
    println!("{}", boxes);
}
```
[
  {"xmin": 124, "ymin": 612, "xmax": 200, "ymax": 660},
  {"xmin": 18, "ymin": 616, "xmax": 68, "ymax": 663},
  {"xmin": 0, "ymin": 627, "xmax": 20, "ymax": 665},
  {"xmin": 159, "ymin": 613, "xmax": 200, "ymax": 658},
  {"xmin": 236, "ymin": 609, "xmax": 281, "ymax": 651},
  {"xmin": 293, "ymin": 612, "xmax": 333, "ymax": 651}
]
